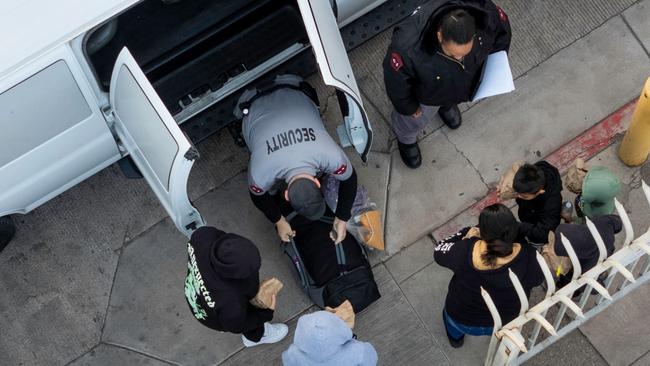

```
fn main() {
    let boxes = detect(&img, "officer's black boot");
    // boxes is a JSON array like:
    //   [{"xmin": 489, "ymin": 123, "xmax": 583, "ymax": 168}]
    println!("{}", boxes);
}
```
[
  {"xmin": 438, "ymin": 104, "xmax": 462, "ymax": 129},
  {"xmin": 397, "ymin": 141, "xmax": 422, "ymax": 169}
]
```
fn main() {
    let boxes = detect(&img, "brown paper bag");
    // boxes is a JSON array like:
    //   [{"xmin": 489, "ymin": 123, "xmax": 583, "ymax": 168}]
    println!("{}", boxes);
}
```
[
  {"xmin": 565, "ymin": 158, "xmax": 589, "ymax": 194},
  {"xmin": 540, "ymin": 232, "xmax": 572, "ymax": 279},
  {"xmin": 358, "ymin": 209, "xmax": 385, "ymax": 251},
  {"xmin": 497, "ymin": 161, "xmax": 524, "ymax": 200},
  {"xmin": 325, "ymin": 300, "xmax": 355, "ymax": 329},
  {"xmin": 250, "ymin": 277, "xmax": 283, "ymax": 309}
]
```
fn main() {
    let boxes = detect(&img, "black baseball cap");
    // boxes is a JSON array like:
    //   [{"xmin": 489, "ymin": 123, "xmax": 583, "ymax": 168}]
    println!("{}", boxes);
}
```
[{"xmin": 287, "ymin": 178, "xmax": 326, "ymax": 221}]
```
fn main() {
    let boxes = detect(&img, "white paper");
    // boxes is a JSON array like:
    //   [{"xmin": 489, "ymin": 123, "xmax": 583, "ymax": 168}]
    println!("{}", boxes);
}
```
[{"xmin": 472, "ymin": 51, "xmax": 515, "ymax": 102}]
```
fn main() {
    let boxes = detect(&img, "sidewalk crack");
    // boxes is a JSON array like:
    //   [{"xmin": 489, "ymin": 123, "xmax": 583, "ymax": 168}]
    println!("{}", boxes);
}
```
[
  {"xmin": 101, "ymin": 341, "xmax": 180, "ymax": 366},
  {"xmin": 99, "ymin": 248, "xmax": 122, "ymax": 341},
  {"xmin": 318, "ymin": 89, "xmax": 338, "ymax": 118},
  {"xmin": 621, "ymin": 13, "xmax": 650, "ymax": 60},
  {"xmin": 387, "ymin": 264, "xmax": 452, "ymax": 365},
  {"xmin": 441, "ymin": 130, "xmax": 490, "ymax": 191},
  {"xmin": 359, "ymin": 87, "xmax": 391, "ymax": 127},
  {"xmin": 63, "ymin": 344, "xmax": 101, "ymax": 366}
]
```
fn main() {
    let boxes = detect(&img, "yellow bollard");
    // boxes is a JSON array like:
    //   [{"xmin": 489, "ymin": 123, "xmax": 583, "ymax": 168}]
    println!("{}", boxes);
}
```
[{"xmin": 619, "ymin": 77, "xmax": 650, "ymax": 166}]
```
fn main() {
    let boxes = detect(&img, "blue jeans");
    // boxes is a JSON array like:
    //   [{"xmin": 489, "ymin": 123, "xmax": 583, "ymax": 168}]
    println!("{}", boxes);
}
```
[{"xmin": 443, "ymin": 309, "xmax": 493, "ymax": 339}]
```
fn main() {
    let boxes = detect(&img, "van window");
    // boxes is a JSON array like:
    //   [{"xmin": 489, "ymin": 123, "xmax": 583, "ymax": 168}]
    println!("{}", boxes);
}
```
[
  {"xmin": 113, "ymin": 65, "xmax": 179, "ymax": 191},
  {"xmin": 0, "ymin": 60, "xmax": 92, "ymax": 167}
]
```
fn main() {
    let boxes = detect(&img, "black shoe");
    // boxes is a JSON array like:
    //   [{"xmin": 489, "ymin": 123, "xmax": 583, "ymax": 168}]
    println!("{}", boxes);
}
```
[
  {"xmin": 397, "ymin": 141, "xmax": 422, "ymax": 169},
  {"xmin": 438, "ymin": 104, "xmax": 462, "ymax": 129},
  {"xmin": 443, "ymin": 311, "xmax": 465, "ymax": 348}
]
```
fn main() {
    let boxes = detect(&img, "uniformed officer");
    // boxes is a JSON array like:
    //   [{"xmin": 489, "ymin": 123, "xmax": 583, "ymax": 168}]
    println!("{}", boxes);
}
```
[
  {"xmin": 384, "ymin": 0, "xmax": 511, "ymax": 168},
  {"xmin": 235, "ymin": 74, "xmax": 357, "ymax": 244}
]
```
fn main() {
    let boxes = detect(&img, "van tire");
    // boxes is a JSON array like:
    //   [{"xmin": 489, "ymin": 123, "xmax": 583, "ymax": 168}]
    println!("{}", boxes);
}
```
[{"xmin": 0, "ymin": 216, "xmax": 16, "ymax": 252}]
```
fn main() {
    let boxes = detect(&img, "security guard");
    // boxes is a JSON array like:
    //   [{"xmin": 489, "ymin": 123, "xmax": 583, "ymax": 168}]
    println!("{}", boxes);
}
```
[
  {"xmin": 384, "ymin": 0, "xmax": 511, "ymax": 168},
  {"xmin": 235, "ymin": 74, "xmax": 357, "ymax": 244}
]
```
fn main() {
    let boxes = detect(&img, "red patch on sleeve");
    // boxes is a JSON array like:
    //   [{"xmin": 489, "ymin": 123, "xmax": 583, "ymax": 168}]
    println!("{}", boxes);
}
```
[
  {"xmin": 390, "ymin": 52, "xmax": 404, "ymax": 72},
  {"xmin": 249, "ymin": 185, "xmax": 264, "ymax": 194},
  {"xmin": 333, "ymin": 164, "xmax": 348, "ymax": 175},
  {"xmin": 496, "ymin": 5, "xmax": 508, "ymax": 22}
]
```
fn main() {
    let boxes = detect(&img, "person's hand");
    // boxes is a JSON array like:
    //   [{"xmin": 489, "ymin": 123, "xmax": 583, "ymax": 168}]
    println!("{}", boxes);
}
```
[
  {"xmin": 325, "ymin": 300, "xmax": 355, "ymax": 328},
  {"xmin": 411, "ymin": 107, "xmax": 423, "ymax": 118},
  {"xmin": 275, "ymin": 216, "xmax": 295, "ymax": 242},
  {"xmin": 269, "ymin": 294, "xmax": 277, "ymax": 311},
  {"xmin": 330, "ymin": 218, "xmax": 347, "ymax": 244},
  {"xmin": 464, "ymin": 227, "xmax": 480, "ymax": 239}
]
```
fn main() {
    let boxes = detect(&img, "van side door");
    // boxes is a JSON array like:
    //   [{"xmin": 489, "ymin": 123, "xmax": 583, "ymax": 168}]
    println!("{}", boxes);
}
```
[
  {"xmin": 109, "ymin": 48, "xmax": 205, "ymax": 237},
  {"xmin": 297, "ymin": 0, "xmax": 373, "ymax": 162},
  {"xmin": 0, "ymin": 46, "xmax": 122, "ymax": 217}
]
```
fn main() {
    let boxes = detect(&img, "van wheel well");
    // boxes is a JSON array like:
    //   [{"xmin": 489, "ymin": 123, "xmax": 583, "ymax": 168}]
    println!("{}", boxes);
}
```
[{"xmin": 0, "ymin": 216, "xmax": 16, "ymax": 252}]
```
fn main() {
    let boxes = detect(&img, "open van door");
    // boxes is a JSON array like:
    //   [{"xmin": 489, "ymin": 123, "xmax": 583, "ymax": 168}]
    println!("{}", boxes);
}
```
[
  {"xmin": 297, "ymin": 0, "xmax": 373, "ymax": 162},
  {"xmin": 109, "ymin": 48, "xmax": 205, "ymax": 237}
]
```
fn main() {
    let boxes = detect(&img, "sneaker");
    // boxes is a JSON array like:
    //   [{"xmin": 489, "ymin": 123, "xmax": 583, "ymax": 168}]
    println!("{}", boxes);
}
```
[{"xmin": 242, "ymin": 322, "xmax": 288, "ymax": 348}]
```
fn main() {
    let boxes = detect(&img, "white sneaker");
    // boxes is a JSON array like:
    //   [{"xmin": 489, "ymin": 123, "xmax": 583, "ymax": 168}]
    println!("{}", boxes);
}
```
[{"xmin": 242, "ymin": 322, "xmax": 288, "ymax": 347}]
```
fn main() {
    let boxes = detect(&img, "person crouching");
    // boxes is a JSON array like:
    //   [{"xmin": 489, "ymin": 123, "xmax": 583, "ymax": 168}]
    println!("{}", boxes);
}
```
[{"xmin": 184, "ymin": 226, "xmax": 288, "ymax": 347}]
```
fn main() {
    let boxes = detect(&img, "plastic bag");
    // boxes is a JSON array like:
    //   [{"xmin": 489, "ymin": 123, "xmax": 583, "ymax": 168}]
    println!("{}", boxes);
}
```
[{"xmin": 322, "ymin": 175, "xmax": 385, "ymax": 251}]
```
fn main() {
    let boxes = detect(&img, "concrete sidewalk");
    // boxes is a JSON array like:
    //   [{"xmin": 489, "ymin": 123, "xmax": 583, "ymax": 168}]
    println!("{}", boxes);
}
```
[{"xmin": 1, "ymin": 1, "xmax": 650, "ymax": 365}]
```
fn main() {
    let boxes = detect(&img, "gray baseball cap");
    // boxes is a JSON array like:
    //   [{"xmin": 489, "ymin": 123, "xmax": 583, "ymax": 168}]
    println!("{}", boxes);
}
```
[{"xmin": 287, "ymin": 178, "xmax": 326, "ymax": 221}]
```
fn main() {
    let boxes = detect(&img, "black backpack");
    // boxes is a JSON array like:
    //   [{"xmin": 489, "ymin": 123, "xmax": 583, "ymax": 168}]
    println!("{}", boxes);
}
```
[{"xmin": 282, "ymin": 216, "xmax": 381, "ymax": 312}]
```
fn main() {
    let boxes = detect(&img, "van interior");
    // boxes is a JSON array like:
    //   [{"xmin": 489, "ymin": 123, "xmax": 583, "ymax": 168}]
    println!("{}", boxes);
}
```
[{"xmin": 86, "ymin": 0, "xmax": 310, "ymax": 131}]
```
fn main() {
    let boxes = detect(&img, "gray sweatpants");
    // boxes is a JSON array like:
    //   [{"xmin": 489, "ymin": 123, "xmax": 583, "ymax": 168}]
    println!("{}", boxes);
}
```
[{"xmin": 391, "ymin": 104, "xmax": 439, "ymax": 144}]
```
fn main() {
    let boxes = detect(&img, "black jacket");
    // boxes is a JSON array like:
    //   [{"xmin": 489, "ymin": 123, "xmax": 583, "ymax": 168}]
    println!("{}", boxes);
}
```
[
  {"xmin": 517, "ymin": 161, "xmax": 563, "ymax": 244},
  {"xmin": 555, "ymin": 214, "xmax": 622, "ymax": 272},
  {"xmin": 383, "ymin": 0, "xmax": 511, "ymax": 115},
  {"xmin": 184, "ymin": 227, "xmax": 273, "ymax": 334},
  {"xmin": 434, "ymin": 227, "xmax": 543, "ymax": 326}
]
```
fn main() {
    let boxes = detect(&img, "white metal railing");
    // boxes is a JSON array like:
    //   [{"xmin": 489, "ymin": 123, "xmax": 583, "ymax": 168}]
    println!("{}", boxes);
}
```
[{"xmin": 483, "ymin": 180, "xmax": 650, "ymax": 366}]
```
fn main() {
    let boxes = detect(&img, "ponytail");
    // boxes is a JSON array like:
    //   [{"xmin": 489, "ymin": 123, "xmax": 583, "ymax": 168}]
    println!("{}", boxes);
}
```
[
  {"xmin": 481, "ymin": 239, "xmax": 514, "ymax": 267},
  {"xmin": 478, "ymin": 203, "xmax": 517, "ymax": 266}
]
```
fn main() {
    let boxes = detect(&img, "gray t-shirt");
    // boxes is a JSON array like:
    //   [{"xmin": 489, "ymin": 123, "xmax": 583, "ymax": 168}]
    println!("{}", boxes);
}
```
[{"xmin": 243, "ymin": 88, "xmax": 352, "ymax": 195}]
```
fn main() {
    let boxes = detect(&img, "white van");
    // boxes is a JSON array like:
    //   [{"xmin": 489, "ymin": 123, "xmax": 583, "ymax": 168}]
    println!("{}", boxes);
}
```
[{"xmin": 0, "ymin": 0, "xmax": 383, "ymax": 249}]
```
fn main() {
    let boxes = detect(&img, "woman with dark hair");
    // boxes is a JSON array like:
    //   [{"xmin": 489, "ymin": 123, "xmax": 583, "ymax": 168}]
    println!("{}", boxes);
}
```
[
  {"xmin": 433, "ymin": 204, "xmax": 543, "ymax": 348},
  {"xmin": 384, "ymin": 0, "xmax": 511, "ymax": 168}
]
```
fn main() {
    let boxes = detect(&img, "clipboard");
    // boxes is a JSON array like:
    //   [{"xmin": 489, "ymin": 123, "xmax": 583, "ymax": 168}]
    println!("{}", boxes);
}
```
[{"xmin": 472, "ymin": 51, "xmax": 515, "ymax": 102}]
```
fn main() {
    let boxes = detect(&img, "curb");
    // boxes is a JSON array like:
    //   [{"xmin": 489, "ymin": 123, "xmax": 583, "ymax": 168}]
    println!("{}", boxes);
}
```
[{"xmin": 431, "ymin": 99, "xmax": 638, "ymax": 241}]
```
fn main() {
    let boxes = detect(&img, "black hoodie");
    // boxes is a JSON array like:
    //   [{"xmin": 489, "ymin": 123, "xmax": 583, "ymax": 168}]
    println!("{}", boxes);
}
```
[
  {"xmin": 554, "ymin": 214, "xmax": 623, "ymax": 272},
  {"xmin": 434, "ymin": 227, "xmax": 543, "ymax": 326},
  {"xmin": 516, "ymin": 160, "xmax": 563, "ymax": 244},
  {"xmin": 383, "ymin": 0, "xmax": 511, "ymax": 115},
  {"xmin": 184, "ymin": 227, "xmax": 273, "ymax": 334}
]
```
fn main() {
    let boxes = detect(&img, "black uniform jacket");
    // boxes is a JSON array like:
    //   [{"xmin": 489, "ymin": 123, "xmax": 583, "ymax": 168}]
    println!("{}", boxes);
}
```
[{"xmin": 383, "ymin": 0, "xmax": 511, "ymax": 116}]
